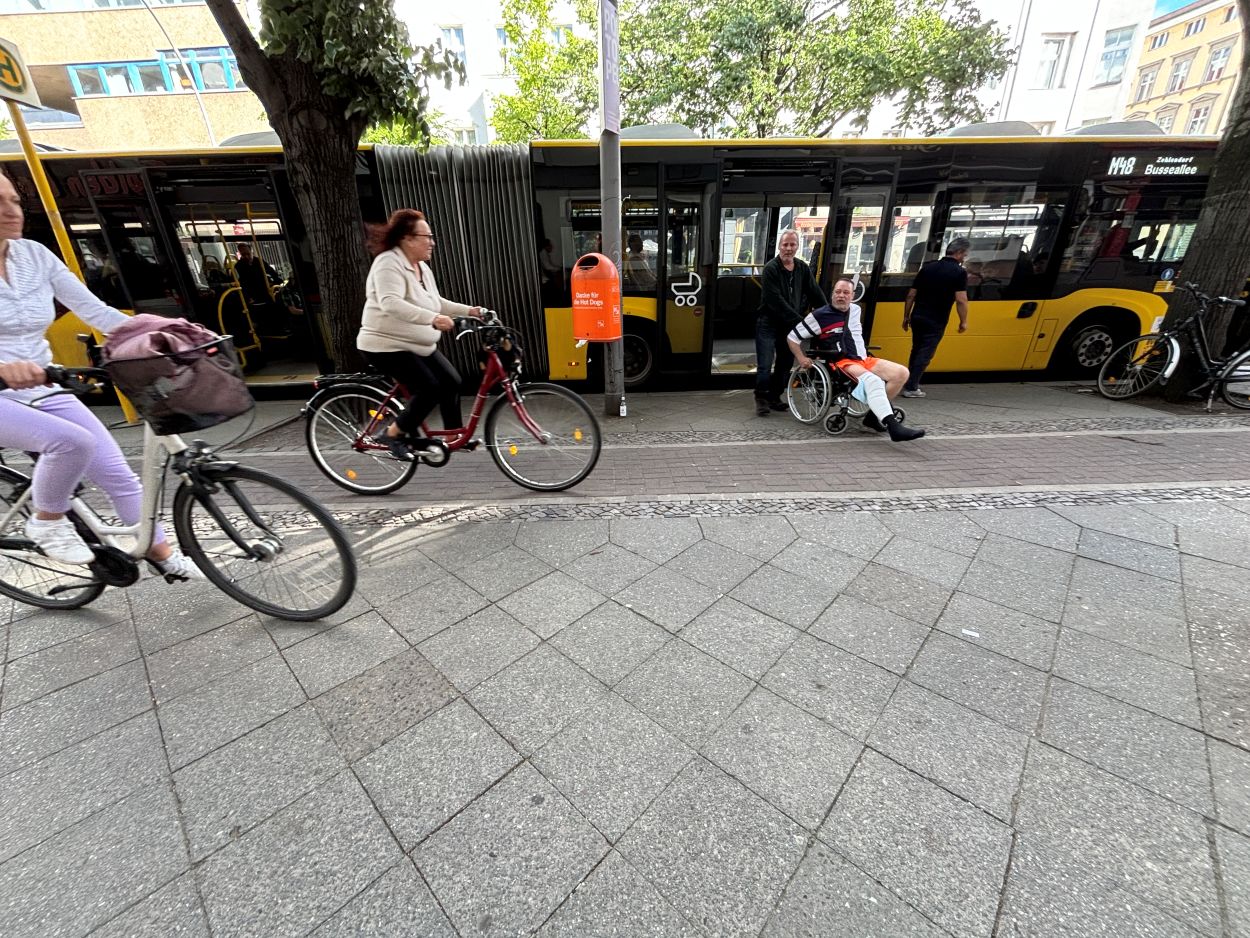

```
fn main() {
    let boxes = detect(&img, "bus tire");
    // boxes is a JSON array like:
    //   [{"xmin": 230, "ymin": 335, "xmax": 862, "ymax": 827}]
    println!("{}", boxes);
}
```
[
  {"xmin": 622, "ymin": 318, "xmax": 660, "ymax": 389},
  {"xmin": 1051, "ymin": 309, "xmax": 1137, "ymax": 377}
]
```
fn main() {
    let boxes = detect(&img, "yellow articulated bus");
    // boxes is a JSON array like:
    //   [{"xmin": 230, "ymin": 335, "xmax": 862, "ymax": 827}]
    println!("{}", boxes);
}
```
[{"xmin": 4, "ymin": 131, "xmax": 1216, "ymax": 388}]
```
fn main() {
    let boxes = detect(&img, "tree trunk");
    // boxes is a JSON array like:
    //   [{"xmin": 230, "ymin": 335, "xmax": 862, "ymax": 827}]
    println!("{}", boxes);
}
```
[
  {"xmin": 270, "ymin": 99, "xmax": 369, "ymax": 371},
  {"xmin": 1163, "ymin": 0, "xmax": 1250, "ymax": 398}
]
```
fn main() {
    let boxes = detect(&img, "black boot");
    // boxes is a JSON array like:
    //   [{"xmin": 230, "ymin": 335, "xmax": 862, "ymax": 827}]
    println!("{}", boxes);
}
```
[
  {"xmin": 755, "ymin": 396, "xmax": 770, "ymax": 417},
  {"xmin": 768, "ymin": 399, "xmax": 789, "ymax": 412},
  {"xmin": 863, "ymin": 412, "xmax": 886, "ymax": 433},
  {"xmin": 884, "ymin": 415, "xmax": 925, "ymax": 442}
]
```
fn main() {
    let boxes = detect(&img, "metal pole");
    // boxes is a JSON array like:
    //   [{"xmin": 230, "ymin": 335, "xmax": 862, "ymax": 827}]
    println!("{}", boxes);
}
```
[
  {"xmin": 599, "ymin": 0, "xmax": 625, "ymax": 417},
  {"xmin": 7, "ymin": 100, "xmax": 81, "ymax": 279}
]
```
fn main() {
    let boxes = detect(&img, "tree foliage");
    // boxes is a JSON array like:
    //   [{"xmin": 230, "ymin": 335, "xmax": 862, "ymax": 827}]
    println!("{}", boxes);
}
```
[
  {"xmin": 622, "ymin": 0, "xmax": 1011, "ymax": 137},
  {"xmin": 494, "ymin": 0, "xmax": 1011, "ymax": 140},
  {"xmin": 490, "ymin": 0, "xmax": 599, "ymax": 142},
  {"xmin": 203, "ymin": 0, "xmax": 462, "ymax": 368},
  {"xmin": 364, "ymin": 110, "xmax": 454, "ymax": 147}
]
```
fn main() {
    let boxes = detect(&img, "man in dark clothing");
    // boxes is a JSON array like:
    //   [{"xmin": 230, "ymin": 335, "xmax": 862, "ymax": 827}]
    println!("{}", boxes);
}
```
[
  {"xmin": 902, "ymin": 236, "xmax": 971, "ymax": 398},
  {"xmin": 755, "ymin": 229, "xmax": 826, "ymax": 416}
]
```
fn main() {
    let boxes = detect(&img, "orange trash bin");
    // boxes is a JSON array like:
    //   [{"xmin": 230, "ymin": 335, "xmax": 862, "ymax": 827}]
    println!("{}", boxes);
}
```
[{"xmin": 571, "ymin": 253, "xmax": 623, "ymax": 341}]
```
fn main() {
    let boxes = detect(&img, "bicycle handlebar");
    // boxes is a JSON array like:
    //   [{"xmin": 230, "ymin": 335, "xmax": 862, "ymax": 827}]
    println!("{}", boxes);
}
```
[
  {"xmin": 0, "ymin": 364, "xmax": 110, "ymax": 393},
  {"xmin": 1181, "ymin": 282, "xmax": 1246, "ymax": 308}
]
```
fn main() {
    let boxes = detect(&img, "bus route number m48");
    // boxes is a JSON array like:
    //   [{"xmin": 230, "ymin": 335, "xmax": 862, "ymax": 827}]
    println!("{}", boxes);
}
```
[{"xmin": 571, "ymin": 252, "xmax": 623, "ymax": 343}]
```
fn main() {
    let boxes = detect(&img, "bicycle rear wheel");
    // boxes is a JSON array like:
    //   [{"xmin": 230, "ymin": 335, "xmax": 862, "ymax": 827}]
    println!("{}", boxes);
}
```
[
  {"xmin": 1097, "ymin": 334, "xmax": 1174, "ymax": 400},
  {"xmin": 787, "ymin": 364, "xmax": 831, "ymax": 423},
  {"xmin": 0, "ymin": 466, "xmax": 104, "ymax": 610},
  {"xmin": 1220, "ymin": 348, "xmax": 1250, "ymax": 411},
  {"xmin": 305, "ymin": 385, "xmax": 417, "ymax": 495},
  {"xmin": 485, "ymin": 383, "xmax": 601, "ymax": 491},
  {"xmin": 173, "ymin": 466, "xmax": 356, "ymax": 621}
]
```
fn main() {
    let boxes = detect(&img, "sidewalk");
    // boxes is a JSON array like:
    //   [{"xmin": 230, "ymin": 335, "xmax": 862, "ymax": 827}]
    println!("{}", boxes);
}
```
[{"xmin": 2, "ymin": 382, "xmax": 1248, "ymax": 937}]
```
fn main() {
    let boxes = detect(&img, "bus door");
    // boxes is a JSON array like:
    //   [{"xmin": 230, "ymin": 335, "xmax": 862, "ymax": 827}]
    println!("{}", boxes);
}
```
[
  {"xmin": 713, "ymin": 170, "xmax": 833, "ymax": 376},
  {"xmin": 872, "ymin": 184, "xmax": 1069, "ymax": 371},
  {"xmin": 79, "ymin": 169, "xmax": 185, "ymax": 318},
  {"xmin": 821, "ymin": 160, "xmax": 896, "ymax": 339},
  {"xmin": 658, "ymin": 179, "xmax": 715, "ymax": 379}
]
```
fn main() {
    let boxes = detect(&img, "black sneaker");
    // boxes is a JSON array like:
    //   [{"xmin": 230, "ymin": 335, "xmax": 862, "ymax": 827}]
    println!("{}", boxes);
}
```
[
  {"xmin": 372, "ymin": 431, "xmax": 418, "ymax": 461},
  {"xmin": 768, "ymin": 400, "xmax": 789, "ymax": 412},
  {"xmin": 884, "ymin": 415, "xmax": 925, "ymax": 442}
]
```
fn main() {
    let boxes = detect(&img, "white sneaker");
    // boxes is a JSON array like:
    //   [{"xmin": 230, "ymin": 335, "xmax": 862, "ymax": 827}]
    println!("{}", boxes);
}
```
[
  {"xmin": 901, "ymin": 388, "xmax": 927, "ymax": 399},
  {"xmin": 25, "ymin": 516, "xmax": 94, "ymax": 565},
  {"xmin": 148, "ymin": 546, "xmax": 204, "ymax": 582}
]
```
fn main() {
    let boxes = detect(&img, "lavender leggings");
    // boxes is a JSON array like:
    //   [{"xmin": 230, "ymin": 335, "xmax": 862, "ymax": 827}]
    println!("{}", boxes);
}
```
[{"xmin": 0, "ymin": 392, "xmax": 165, "ymax": 544}]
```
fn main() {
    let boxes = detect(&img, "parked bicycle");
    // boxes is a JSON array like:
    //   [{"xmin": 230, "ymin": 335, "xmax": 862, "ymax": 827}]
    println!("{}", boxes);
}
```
[
  {"xmin": 1098, "ymin": 281, "xmax": 1250, "ymax": 409},
  {"xmin": 304, "ymin": 311, "xmax": 602, "ymax": 494},
  {"xmin": 0, "ymin": 358, "xmax": 356, "ymax": 621}
]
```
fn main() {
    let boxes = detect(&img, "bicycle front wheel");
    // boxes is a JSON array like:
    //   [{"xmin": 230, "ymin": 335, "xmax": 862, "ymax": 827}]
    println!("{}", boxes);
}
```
[
  {"xmin": 173, "ymin": 466, "xmax": 357, "ymax": 621},
  {"xmin": 305, "ymin": 385, "xmax": 417, "ymax": 495},
  {"xmin": 1097, "ymin": 334, "xmax": 1174, "ymax": 400},
  {"xmin": 787, "ymin": 363, "xmax": 831, "ymax": 424},
  {"xmin": 1220, "ymin": 348, "xmax": 1250, "ymax": 410},
  {"xmin": 0, "ymin": 466, "xmax": 104, "ymax": 610},
  {"xmin": 485, "ymin": 383, "xmax": 602, "ymax": 491}
]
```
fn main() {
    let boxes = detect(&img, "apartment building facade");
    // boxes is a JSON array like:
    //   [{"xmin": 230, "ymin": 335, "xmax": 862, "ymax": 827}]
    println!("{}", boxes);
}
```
[
  {"xmin": 1124, "ymin": 0, "xmax": 1241, "ymax": 134},
  {"xmin": 0, "ymin": 0, "xmax": 269, "ymax": 149}
]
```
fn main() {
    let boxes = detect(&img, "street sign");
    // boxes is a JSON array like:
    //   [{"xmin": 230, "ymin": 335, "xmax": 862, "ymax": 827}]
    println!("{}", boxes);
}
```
[
  {"xmin": 599, "ymin": 0, "xmax": 620, "ymax": 134},
  {"xmin": 0, "ymin": 39, "xmax": 41, "ymax": 109}
]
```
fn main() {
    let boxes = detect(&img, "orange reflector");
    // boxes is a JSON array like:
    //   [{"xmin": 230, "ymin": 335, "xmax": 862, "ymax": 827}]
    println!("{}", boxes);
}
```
[
  {"xmin": 509, "ymin": 444, "xmax": 518, "ymax": 456},
  {"xmin": 346, "ymin": 469, "xmax": 358, "ymax": 480},
  {"xmin": 574, "ymin": 428, "xmax": 583, "ymax": 441}
]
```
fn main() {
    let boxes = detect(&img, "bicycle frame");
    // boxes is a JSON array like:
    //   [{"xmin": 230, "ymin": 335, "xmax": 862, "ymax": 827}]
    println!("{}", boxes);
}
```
[{"xmin": 0, "ymin": 422, "xmax": 182, "ymax": 561}]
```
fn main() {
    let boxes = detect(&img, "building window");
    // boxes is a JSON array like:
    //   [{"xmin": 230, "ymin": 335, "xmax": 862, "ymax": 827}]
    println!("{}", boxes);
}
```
[
  {"xmin": 1183, "ymin": 17, "xmax": 1207, "ymax": 38},
  {"xmin": 1156, "ymin": 108, "xmax": 1178, "ymax": 132},
  {"xmin": 1167, "ymin": 56, "xmax": 1193, "ymax": 93},
  {"xmin": 68, "ymin": 48, "xmax": 245, "ymax": 98},
  {"xmin": 496, "ymin": 27, "xmax": 511, "ymax": 72},
  {"xmin": 454, "ymin": 128, "xmax": 477, "ymax": 145},
  {"xmin": 441, "ymin": 27, "xmax": 466, "ymax": 66},
  {"xmin": 549, "ymin": 25, "xmax": 572, "ymax": 46},
  {"xmin": 1134, "ymin": 66, "xmax": 1159, "ymax": 102},
  {"xmin": 1094, "ymin": 26, "xmax": 1135, "ymax": 84},
  {"xmin": 1225, "ymin": 6, "xmax": 1238, "ymax": 23},
  {"xmin": 1186, "ymin": 102, "xmax": 1213, "ymax": 134},
  {"xmin": 1204, "ymin": 44, "xmax": 1234, "ymax": 82},
  {"xmin": 1034, "ymin": 35, "xmax": 1072, "ymax": 89},
  {"xmin": 1149, "ymin": 32, "xmax": 1170, "ymax": 50}
]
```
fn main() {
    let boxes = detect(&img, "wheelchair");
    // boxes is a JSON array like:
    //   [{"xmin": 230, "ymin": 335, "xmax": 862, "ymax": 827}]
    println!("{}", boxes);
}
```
[{"xmin": 785, "ymin": 348, "xmax": 905, "ymax": 435}]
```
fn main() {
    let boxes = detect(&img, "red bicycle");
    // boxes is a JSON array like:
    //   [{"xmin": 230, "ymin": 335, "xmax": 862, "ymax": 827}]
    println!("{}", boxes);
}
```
[{"xmin": 303, "ymin": 312, "xmax": 601, "ymax": 494}]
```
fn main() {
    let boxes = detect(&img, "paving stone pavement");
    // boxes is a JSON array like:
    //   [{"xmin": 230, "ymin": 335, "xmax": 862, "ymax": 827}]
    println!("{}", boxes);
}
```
[{"xmin": 3, "ymin": 487, "xmax": 1250, "ymax": 937}]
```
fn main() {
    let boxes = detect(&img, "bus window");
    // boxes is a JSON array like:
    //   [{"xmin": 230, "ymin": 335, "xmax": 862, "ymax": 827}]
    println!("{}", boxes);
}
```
[
  {"xmin": 622, "ymin": 195, "xmax": 659, "ymax": 296},
  {"xmin": 720, "ymin": 204, "xmax": 766, "ymax": 274},
  {"xmin": 883, "ymin": 194, "xmax": 936, "ymax": 277},
  {"xmin": 775, "ymin": 201, "xmax": 829, "ymax": 274},
  {"xmin": 943, "ymin": 187, "xmax": 1067, "ymax": 300}
]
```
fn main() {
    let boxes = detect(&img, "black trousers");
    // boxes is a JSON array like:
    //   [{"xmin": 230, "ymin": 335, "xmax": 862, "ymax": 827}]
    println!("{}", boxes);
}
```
[
  {"xmin": 905, "ymin": 318, "xmax": 946, "ymax": 391},
  {"xmin": 364, "ymin": 349, "xmax": 463, "ymax": 434}
]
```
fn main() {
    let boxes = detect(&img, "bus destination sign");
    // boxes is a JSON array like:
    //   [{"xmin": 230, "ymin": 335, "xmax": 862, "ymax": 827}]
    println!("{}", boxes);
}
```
[{"xmin": 1103, "ymin": 152, "xmax": 1209, "ymax": 178}]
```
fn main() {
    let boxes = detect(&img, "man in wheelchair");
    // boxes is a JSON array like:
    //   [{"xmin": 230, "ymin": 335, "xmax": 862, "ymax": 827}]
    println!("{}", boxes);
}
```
[{"xmin": 787, "ymin": 278, "xmax": 925, "ymax": 442}]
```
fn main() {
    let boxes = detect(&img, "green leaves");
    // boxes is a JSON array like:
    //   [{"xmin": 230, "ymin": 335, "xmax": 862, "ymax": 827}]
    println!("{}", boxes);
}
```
[
  {"xmin": 493, "ymin": 0, "xmax": 1011, "ymax": 140},
  {"xmin": 257, "ymin": 0, "xmax": 463, "ymax": 138}
]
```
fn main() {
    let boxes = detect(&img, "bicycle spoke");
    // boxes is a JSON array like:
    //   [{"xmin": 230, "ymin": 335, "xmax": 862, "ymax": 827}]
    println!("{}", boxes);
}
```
[
  {"xmin": 486, "ymin": 384, "xmax": 601, "ymax": 491},
  {"xmin": 306, "ymin": 388, "xmax": 417, "ymax": 495}
]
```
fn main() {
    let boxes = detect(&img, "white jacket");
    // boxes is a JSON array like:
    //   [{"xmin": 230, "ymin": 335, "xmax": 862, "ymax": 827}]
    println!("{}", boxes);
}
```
[{"xmin": 357, "ymin": 248, "xmax": 472, "ymax": 356}]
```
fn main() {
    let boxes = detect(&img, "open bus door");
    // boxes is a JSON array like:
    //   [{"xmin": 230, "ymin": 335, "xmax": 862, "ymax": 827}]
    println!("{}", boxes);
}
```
[{"xmin": 712, "ymin": 162, "xmax": 834, "ymax": 378}]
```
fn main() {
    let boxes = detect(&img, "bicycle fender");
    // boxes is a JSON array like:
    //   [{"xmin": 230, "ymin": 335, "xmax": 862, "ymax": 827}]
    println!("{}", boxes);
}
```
[{"xmin": 1160, "ymin": 335, "xmax": 1183, "ymax": 380}]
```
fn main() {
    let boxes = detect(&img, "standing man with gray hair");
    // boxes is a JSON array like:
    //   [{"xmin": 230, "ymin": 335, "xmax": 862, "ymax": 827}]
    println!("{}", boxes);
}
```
[
  {"xmin": 755, "ymin": 228, "xmax": 826, "ymax": 416},
  {"xmin": 901, "ymin": 236, "xmax": 971, "ymax": 398}
]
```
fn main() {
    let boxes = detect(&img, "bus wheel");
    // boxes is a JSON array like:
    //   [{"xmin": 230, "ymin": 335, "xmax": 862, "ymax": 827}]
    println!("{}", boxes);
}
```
[
  {"xmin": 1054, "ymin": 315, "xmax": 1131, "ymax": 376},
  {"xmin": 622, "ymin": 322, "xmax": 658, "ymax": 388}
]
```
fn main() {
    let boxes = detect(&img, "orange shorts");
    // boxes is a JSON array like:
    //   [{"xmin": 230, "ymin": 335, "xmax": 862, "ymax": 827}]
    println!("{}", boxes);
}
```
[{"xmin": 834, "ymin": 356, "xmax": 880, "ymax": 374}]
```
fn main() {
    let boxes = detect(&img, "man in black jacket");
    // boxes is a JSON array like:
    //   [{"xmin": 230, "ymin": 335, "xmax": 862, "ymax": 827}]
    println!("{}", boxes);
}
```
[{"xmin": 755, "ymin": 229, "xmax": 826, "ymax": 416}]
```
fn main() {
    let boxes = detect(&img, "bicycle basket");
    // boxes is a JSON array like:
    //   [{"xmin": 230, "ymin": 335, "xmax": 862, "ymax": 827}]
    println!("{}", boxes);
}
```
[{"xmin": 103, "ymin": 336, "xmax": 254, "ymax": 435}]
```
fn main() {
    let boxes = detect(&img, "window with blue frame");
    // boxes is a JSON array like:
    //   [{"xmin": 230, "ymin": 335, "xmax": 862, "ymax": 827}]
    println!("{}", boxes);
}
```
[{"xmin": 67, "ymin": 48, "xmax": 246, "ymax": 97}]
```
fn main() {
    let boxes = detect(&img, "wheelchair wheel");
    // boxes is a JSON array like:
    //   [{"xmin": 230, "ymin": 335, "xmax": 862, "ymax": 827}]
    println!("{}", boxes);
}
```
[
  {"xmin": 787, "ymin": 364, "xmax": 831, "ymax": 424},
  {"xmin": 892, "ymin": 406, "xmax": 906, "ymax": 423},
  {"xmin": 824, "ymin": 412, "xmax": 848, "ymax": 435}
]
